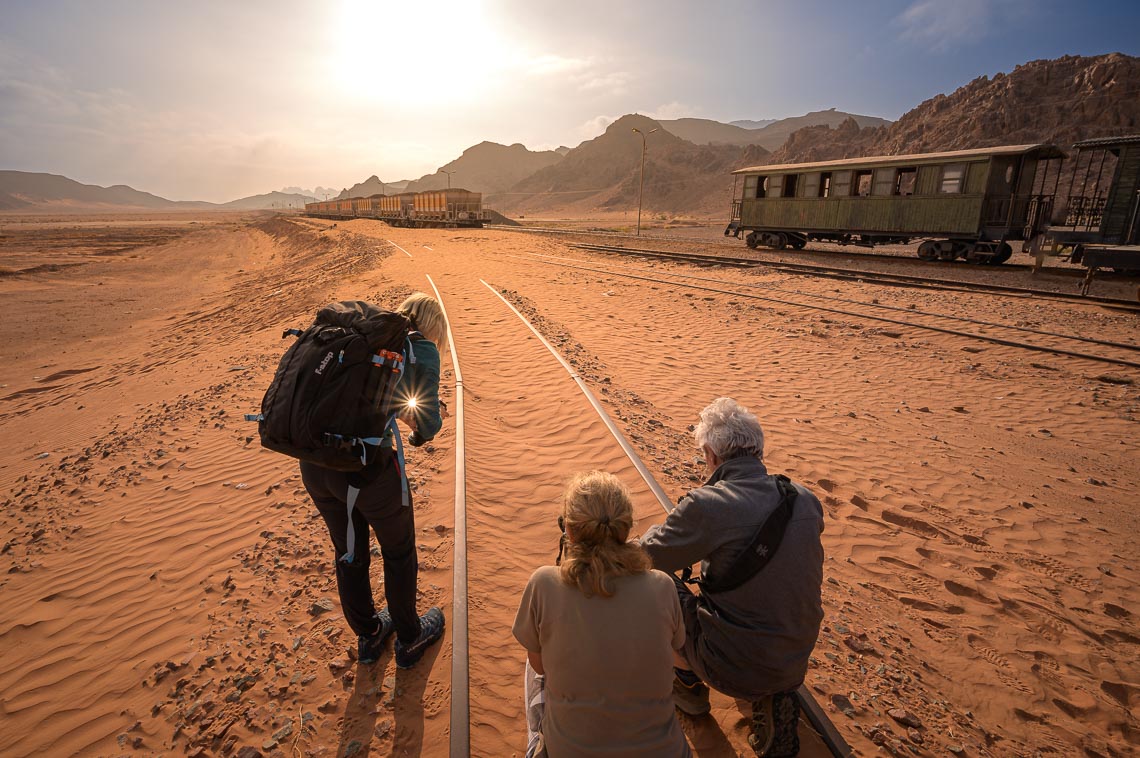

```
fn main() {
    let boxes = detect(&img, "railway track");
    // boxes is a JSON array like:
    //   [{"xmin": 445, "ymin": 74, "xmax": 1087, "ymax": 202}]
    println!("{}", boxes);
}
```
[
  {"xmin": 503, "ymin": 250, "xmax": 1140, "ymax": 370},
  {"xmin": 485, "ymin": 223, "xmax": 1116, "ymax": 278},
  {"xmin": 423, "ymin": 273, "xmax": 852, "ymax": 757},
  {"xmin": 569, "ymin": 242, "xmax": 1140, "ymax": 313}
]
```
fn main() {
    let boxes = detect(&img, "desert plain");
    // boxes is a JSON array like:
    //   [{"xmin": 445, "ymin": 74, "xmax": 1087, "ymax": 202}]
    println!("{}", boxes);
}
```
[{"xmin": 1, "ymin": 212, "xmax": 1137, "ymax": 757}]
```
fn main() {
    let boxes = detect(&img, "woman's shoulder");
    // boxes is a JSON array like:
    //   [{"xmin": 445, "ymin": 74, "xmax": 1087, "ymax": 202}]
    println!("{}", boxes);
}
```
[{"xmin": 526, "ymin": 564, "xmax": 562, "ymax": 587}]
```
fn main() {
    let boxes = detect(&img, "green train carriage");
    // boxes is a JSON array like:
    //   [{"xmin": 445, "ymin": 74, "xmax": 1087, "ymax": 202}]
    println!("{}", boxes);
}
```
[{"xmin": 725, "ymin": 144, "xmax": 1065, "ymax": 264}]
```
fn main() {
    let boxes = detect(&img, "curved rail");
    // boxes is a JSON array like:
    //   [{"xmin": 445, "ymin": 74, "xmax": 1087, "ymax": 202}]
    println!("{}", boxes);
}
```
[
  {"xmin": 424, "ymin": 274, "xmax": 470, "ymax": 758},
  {"xmin": 571, "ymin": 243, "xmax": 1140, "ymax": 312},
  {"xmin": 516, "ymin": 250, "xmax": 1140, "ymax": 354},
  {"xmin": 502, "ymin": 252, "xmax": 1140, "ymax": 370}
]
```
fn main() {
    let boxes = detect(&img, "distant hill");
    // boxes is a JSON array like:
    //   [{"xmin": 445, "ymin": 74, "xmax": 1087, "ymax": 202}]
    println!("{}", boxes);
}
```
[
  {"xmin": 730, "ymin": 119, "xmax": 777, "ymax": 130},
  {"xmin": 496, "ymin": 114, "xmax": 768, "ymax": 215},
  {"xmin": 0, "ymin": 171, "xmax": 316, "ymax": 212},
  {"xmin": 218, "ymin": 191, "xmax": 315, "ymax": 210},
  {"xmin": 659, "ymin": 110, "xmax": 890, "ymax": 150},
  {"xmin": 766, "ymin": 53, "xmax": 1140, "ymax": 165},
  {"xmin": 0, "ymin": 171, "xmax": 211, "ymax": 211},
  {"xmin": 401, "ymin": 141, "xmax": 564, "ymax": 195}
]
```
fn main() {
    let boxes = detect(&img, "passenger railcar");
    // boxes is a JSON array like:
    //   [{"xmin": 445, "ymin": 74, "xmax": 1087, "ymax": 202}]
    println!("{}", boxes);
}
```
[
  {"xmin": 726, "ymin": 145, "xmax": 1065, "ymax": 264},
  {"xmin": 1042, "ymin": 134, "xmax": 1140, "ymax": 278},
  {"xmin": 305, "ymin": 188, "xmax": 487, "ymax": 228}
]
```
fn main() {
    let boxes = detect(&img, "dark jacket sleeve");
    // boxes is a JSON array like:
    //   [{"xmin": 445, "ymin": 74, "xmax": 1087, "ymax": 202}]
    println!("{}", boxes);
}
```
[
  {"xmin": 400, "ymin": 338, "xmax": 443, "ymax": 444},
  {"xmin": 639, "ymin": 494, "xmax": 722, "ymax": 574}
]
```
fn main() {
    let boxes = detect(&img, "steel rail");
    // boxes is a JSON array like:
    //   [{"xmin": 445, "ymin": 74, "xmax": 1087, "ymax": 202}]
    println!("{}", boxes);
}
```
[
  {"xmin": 484, "ymin": 223, "xmax": 1105, "ymax": 276},
  {"xmin": 501, "ymin": 253, "xmax": 1140, "ymax": 370},
  {"xmin": 481, "ymin": 278, "xmax": 853, "ymax": 758},
  {"xmin": 572, "ymin": 243, "xmax": 1140, "ymax": 312},
  {"xmin": 517, "ymin": 250, "xmax": 1140, "ymax": 354},
  {"xmin": 424, "ymin": 274, "xmax": 470, "ymax": 758}
]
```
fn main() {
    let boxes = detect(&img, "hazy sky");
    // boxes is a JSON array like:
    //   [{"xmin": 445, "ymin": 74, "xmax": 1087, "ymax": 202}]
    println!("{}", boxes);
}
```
[{"xmin": 2, "ymin": 0, "xmax": 1137, "ymax": 202}]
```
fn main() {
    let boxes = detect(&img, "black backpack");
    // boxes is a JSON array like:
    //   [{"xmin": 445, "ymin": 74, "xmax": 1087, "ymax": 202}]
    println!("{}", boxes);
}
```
[{"xmin": 248, "ymin": 301, "xmax": 414, "ymax": 471}]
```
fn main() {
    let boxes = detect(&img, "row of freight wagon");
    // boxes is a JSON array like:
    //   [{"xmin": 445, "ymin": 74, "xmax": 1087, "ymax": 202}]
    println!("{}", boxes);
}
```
[{"xmin": 305, "ymin": 189, "xmax": 487, "ymax": 228}]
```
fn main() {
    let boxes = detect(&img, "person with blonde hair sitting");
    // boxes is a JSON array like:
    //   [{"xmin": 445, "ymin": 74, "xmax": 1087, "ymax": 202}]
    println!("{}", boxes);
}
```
[{"xmin": 513, "ymin": 471, "xmax": 691, "ymax": 758}]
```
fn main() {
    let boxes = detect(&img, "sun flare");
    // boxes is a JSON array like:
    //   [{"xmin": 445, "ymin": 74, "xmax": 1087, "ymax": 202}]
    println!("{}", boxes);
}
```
[{"xmin": 328, "ymin": 0, "xmax": 509, "ymax": 107}]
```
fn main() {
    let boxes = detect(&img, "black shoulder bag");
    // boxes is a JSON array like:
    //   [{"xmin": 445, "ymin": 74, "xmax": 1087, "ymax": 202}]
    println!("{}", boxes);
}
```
[{"xmin": 683, "ymin": 474, "xmax": 799, "ymax": 594}]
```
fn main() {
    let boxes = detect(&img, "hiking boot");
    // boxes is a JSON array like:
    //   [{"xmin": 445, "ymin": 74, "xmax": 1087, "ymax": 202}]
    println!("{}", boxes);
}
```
[
  {"xmin": 748, "ymin": 691, "xmax": 801, "ymax": 757},
  {"xmin": 672, "ymin": 672, "xmax": 711, "ymax": 716},
  {"xmin": 394, "ymin": 607, "xmax": 445, "ymax": 669},
  {"xmin": 356, "ymin": 608, "xmax": 394, "ymax": 664}
]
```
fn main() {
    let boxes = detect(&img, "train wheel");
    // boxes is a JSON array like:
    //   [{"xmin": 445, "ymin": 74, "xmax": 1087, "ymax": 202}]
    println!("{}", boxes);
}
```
[
  {"xmin": 938, "ymin": 244, "xmax": 959, "ymax": 262},
  {"xmin": 917, "ymin": 241, "xmax": 939, "ymax": 260},
  {"xmin": 991, "ymin": 242, "xmax": 1013, "ymax": 265},
  {"xmin": 745, "ymin": 232, "xmax": 760, "ymax": 249},
  {"xmin": 761, "ymin": 232, "xmax": 787, "ymax": 250},
  {"xmin": 789, "ymin": 234, "xmax": 807, "ymax": 250}
]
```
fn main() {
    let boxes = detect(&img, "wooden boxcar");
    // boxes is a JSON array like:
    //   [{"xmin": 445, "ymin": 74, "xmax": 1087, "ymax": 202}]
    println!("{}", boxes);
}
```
[{"xmin": 726, "ymin": 144, "xmax": 1065, "ymax": 264}]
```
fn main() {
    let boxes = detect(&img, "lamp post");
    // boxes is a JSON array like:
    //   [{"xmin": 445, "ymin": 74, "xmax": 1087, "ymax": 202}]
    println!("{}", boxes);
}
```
[
  {"xmin": 632, "ymin": 127, "xmax": 657, "ymax": 236},
  {"xmin": 440, "ymin": 169, "xmax": 454, "ymax": 189}
]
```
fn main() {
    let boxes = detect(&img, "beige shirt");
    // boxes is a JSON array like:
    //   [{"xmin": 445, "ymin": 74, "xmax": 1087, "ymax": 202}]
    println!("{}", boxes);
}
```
[{"xmin": 513, "ymin": 565, "xmax": 691, "ymax": 758}]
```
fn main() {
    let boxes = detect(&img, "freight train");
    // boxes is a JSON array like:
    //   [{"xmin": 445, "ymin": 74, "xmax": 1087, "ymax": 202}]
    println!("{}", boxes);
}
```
[
  {"xmin": 726, "ymin": 136, "xmax": 1140, "ymax": 270},
  {"xmin": 305, "ymin": 188, "xmax": 487, "ymax": 228}
]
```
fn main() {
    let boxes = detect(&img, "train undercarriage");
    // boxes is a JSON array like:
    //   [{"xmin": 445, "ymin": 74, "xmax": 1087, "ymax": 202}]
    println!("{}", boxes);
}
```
[{"xmin": 740, "ymin": 229, "xmax": 1013, "ymax": 264}]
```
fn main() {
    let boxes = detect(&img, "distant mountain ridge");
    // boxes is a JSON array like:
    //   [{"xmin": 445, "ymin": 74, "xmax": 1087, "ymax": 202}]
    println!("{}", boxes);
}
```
[
  {"xmin": 659, "ymin": 110, "xmax": 890, "ymax": 150},
  {"xmin": 0, "ymin": 171, "xmax": 314, "ymax": 212}
]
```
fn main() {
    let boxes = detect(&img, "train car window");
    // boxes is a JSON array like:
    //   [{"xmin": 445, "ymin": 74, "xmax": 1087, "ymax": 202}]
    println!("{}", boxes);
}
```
[
  {"xmin": 819, "ymin": 172, "xmax": 832, "ymax": 198},
  {"xmin": 894, "ymin": 167, "xmax": 917, "ymax": 196},
  {"xmin": 803, "ymin": 173, "xmax": 820, "ymax": 198},
  {"xmin": 832, "ymin": 171, "xmax": 852, "ymax": 196},
  {"xmin": 783, "ymin": 174, "xmax": 799, "ymax": 197},
  {"xmin": 940, "ymin": 164, "xmax": 965, "ymax": 193},
  {"xmin": 756, "ymin": 176, "xmax": 769, "ymax": 198},
  {"xmin": 872, "ymin": 168, "xmax": 895, "ymax": 196},
  {"xmin": 744, "ymin": 175, "xmax": 758, "ymax": 198},
  {"xmin": 854, "ymin": 170, "xmax": 874, "ymax": 196}
]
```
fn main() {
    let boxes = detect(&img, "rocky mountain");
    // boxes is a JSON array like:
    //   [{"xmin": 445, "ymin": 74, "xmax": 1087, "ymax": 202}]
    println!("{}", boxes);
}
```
[
  {"xmin": 402, "ymin": 141, "xmax": 564, "ymax": 195},
  {"xmin": 661, "ymin": 110, "xmax": 891, "ymax": 150},
  {"xmin": 767, "ymin": 53, "xmax": 1140, "ymax": 165},
  {"xmin": 496, "ymin": 114, "xmax": 768, "ymax": 215},
  {"xmin": 336, "ymin": 176, "xmax": 397, "ymax": 199}
]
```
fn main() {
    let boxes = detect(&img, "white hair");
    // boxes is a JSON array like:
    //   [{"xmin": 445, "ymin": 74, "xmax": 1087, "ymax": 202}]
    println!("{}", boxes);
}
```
[{"xmin": 694, "ymin": 397, "xmax": 765, "ymax": 460}]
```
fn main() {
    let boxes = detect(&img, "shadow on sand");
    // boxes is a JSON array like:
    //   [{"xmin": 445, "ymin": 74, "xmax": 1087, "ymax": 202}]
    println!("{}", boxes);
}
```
[{"xmin": 333, "ymin": 644, "xmax": 439, "ymax": 757}]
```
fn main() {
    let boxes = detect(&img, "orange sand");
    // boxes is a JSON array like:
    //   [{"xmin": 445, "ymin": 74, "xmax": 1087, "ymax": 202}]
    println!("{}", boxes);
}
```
[{"xmin": 1, "ymin": 214, "xmax": 1137, "ymax": 756}]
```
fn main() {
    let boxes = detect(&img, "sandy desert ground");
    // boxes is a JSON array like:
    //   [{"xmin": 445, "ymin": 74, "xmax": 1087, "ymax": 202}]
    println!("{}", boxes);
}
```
[{"xmin": 1, "ymin": 212, "xmax": 1137, "ymax": 757}]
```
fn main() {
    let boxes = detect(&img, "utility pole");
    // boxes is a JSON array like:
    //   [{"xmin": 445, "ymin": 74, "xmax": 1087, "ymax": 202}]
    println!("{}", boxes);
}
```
[
  {"xmin": 632, "ymin": 127, "xmax": 657, "ymax": 236},
  {"xmin": 440, "ymin": 169, "xmax": 454, "ymax": 189}
]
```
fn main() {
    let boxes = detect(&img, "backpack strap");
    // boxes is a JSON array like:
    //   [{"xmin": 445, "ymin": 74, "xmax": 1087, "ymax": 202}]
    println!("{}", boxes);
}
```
[{"xmin": 688, "ymin": 474, "xmax": 799, "ymax": 594}]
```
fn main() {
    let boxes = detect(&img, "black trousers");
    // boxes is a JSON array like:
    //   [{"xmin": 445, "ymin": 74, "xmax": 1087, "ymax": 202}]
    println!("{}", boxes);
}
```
[{"xmin": 301, "ymin": 456, "xmax": 420, "ymax": 642}]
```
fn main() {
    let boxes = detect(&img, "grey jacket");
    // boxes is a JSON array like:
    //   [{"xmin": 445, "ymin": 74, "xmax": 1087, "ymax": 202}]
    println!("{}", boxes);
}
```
[{"xmin": 640, "ymin": 456, "xmax": 824, "ymax": 698}]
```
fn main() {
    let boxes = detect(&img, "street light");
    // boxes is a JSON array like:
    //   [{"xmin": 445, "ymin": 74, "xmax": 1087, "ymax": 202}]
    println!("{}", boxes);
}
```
[
  {"xmin": 632, "ymin": 127, "xmax": 657, "ymax": 236},
  {"xmin": 440, "ymin": 169, "xmax": 454, "ymax": 189}
]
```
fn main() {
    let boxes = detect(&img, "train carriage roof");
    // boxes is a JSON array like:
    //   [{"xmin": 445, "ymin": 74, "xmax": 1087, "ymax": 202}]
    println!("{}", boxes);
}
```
[
  {"xmin": 1071, "ymin": 134, "xmax": 1140, "ymax": 149},
  {"xmin": 733, "ymin": 144, "xmax": 1065, "ymax": 175}
]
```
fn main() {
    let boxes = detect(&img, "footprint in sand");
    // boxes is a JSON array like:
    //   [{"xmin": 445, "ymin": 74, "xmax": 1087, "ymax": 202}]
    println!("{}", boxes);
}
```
[{"xmin": 967, "ymin": 633, "xmax": 1033, "ymax": 694}]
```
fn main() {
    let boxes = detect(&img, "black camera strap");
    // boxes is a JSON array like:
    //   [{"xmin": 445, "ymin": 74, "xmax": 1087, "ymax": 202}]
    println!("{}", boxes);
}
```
[{"xmin": 682, "ymin": 474, "xmax": 798, "ymax": 594}]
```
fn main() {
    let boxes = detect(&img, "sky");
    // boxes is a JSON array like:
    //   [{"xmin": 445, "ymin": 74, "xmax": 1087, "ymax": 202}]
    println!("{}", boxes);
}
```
[{"xmin": 1, "ymin": 0, "xmax": 1138, "ymax": 203}]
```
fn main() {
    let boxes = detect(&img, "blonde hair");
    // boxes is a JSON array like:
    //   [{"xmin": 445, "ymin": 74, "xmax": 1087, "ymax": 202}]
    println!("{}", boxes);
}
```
[
  {"xmin": 559, "ymin": 471, "xmax": 651, "ymax": 598},
  {"xmin": 397, "ymin": 292, "xmax": 449, "ymax": 353}
]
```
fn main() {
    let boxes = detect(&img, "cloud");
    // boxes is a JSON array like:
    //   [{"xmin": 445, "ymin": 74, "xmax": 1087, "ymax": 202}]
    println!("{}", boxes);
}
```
[
  {"xmin": 577, "ymin": 114, "xmax": 617, "ymax": 140},
  {"xmin": 646, "ymin": 101, "xmax": 697, "ymax": 120},
  {"xmin": 895, "ymin": 0, "xmax": 1031, "ymax": 51},
  {"xmin": 525, "ymin": 53, "xmax": 632, "ymax": 95}
]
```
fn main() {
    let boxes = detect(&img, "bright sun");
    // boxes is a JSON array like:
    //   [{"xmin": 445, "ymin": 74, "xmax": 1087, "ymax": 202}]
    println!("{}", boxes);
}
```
[{"xmin": 329, "ymin": 0, "xmax": 508, "ymax": 107}]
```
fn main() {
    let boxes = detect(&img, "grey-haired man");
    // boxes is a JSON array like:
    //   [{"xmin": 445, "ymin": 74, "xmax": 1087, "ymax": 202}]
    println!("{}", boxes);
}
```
[{"xmin": 641, "ymin": 397, "xmax": 824, "ymax": 757}]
